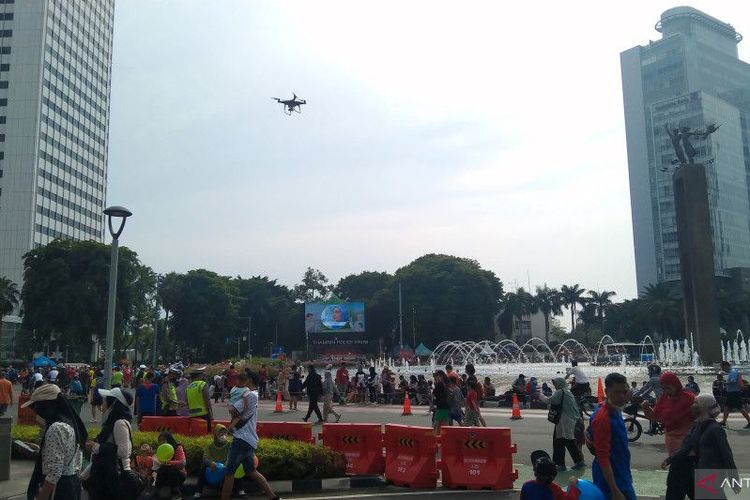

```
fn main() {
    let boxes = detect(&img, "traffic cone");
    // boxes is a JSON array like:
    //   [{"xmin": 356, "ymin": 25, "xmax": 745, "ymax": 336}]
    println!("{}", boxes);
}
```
[
  {"xmin": 510, "ymin": 393, "xmax": 523, "ymax": 420},
  {"xmin": 597, "ymin": 377, "xmax": 605, "ymax": 404},
  {"xmin": 402, "ymin": 393, "xmax": 412, "ymax": 416},
  {"xmin": 273, "ymin": 390, "xmax": 283, "ymax": 413}
]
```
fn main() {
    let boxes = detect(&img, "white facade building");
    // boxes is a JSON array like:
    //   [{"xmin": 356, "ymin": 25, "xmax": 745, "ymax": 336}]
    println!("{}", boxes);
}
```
[{"xmin": 0, "ymin": 0, "xmax": 115, "ymax": 357}]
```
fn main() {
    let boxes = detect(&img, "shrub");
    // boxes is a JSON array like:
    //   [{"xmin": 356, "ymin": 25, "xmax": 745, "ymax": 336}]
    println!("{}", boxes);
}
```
[{"xmin": 12, "ymin": 425, "xmax": 346, "ymax": 480}]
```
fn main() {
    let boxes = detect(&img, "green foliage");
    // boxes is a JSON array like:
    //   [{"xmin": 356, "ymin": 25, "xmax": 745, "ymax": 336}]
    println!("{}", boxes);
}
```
[
  {"xmin": 19, "ymin": 239, "xmax": 155, "ymax": 360},
  {"xmin": 497, "ymin": 287, "xmax": 535, "ymax": 339},
  {"xmin": 560, "ymin": 284, "xmax": 587, "ymax": 334},
  {"xmin": 293, "ymin": 267, "xmax": 332, "ymax": 303},
  {"xmin": 0, "ymin": 276, "xmax": 20, "ymax": 320},
  {"xmin": 12, "ymin": 425, "xmax": 346, "ymax": 480},
  {"xmin": 532, "ymin": 286, "xmax": 562, "ymax": 343}
]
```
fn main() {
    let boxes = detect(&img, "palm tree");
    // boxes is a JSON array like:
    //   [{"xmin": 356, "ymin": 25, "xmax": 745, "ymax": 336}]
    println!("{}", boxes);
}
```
[
  {"xmin": 588, "ymin": 290, "xmax": 616, "ymax": 330},
  {"xmin": 497, "ymin": 288, "xmax": 536, "ymax": 339},
  {"xmin": 641, "ymin": 283, "xmax": 682, "ymax": 339},
  {"xmin": 0, "ymin": 276, "xmax": 20, "ymax": 322},
  {"xmin": 534, "ymin": 286, "xmax": 562, "ymax": 344},
  {"xmin": 560, "ymin": 284, "xmax": 587, "ymax": 334}
]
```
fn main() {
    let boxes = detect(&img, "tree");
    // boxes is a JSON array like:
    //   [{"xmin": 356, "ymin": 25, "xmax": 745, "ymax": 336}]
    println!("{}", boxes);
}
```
[
  {"xmin": 0, "ymin": 276, "xmax": 20, "ymax": 322},
  {"xmin": 293, "ymin": 268, "xmax": 332, "ymax": 303},
  {"xmin": 560, "ymin": 284, "xmax": 587, "ymax": 334},
  {"xmin": 497, "ymin": 288, "xmax": 536, "ymax": 339},
  {"xmin": 588, "ymin": 290, "xmax": 616, "ymax": 330},
  {"xmin": 235, "ymin": 275, "xmax": 298, "ymax": 355},
  {"xmin": 20, "ymin": 239, "xmax": 154, "ymax": 360},
  {"xmin": 533, "ymin": 286, "xmax": 562, "ymax": 344},
  {"xmin": 334, "ymin": 271, "xmax": 397, "ymax": 348},
  {"xmin": 641, "ymin": 282, "xmax": 683, "ymax": 339}
]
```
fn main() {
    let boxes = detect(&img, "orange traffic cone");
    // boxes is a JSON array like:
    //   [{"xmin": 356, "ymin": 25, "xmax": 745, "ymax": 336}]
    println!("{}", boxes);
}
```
[
  {"xmin": 510, "ymin": 393, "xmax": 523, "ymax": 420},
  {"xmin": 273, "ymin": 390, "xmax": 284, "ymax": 413},
  {"xmin": 402, "ymin": 393, "xmax": 413, "ymax": 416},
  {"xmin": 597, "ymin": 377, "xmax": 604, "ymax": 404}
]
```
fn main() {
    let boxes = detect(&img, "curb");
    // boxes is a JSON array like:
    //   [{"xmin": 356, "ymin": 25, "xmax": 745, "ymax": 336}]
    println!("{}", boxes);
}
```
[{"xmin": 182, "ymin": 475, "xmax": 388, "ymax": 496}]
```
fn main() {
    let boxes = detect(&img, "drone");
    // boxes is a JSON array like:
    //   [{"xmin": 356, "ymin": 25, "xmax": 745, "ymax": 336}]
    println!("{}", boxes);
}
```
[{"xmin": 272, "ymin": 93, "xmax": 306, "ymax": 115}]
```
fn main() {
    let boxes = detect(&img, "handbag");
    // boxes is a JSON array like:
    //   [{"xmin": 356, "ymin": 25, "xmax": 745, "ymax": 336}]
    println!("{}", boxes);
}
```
[
  {"xmin": 547, "ymin": 401, "xmax": 563, "ymax": 424},
  {"xmin": 119, "ymin": 421, "xmax": 145, "ymax": 499}
]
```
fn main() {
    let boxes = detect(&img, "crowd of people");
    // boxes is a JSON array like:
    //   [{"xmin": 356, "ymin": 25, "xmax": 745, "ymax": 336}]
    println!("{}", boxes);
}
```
[{"xmin": 6, "ymin": 356, "xmax": 750, "ymax": 499}]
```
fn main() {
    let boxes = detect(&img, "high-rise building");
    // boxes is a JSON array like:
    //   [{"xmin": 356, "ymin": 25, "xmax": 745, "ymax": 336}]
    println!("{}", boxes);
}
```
[
  {"xmin": 0, "ymin": 0, "xmax": 115, "ymax": 357},
  {"xmin": 621, "ymin": 7, "xmax": 750, "ymax": 293}
]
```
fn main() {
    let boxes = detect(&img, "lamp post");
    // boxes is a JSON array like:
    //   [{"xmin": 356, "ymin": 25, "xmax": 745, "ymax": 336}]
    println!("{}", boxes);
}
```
[
  {"xmin": 239, "ymin": 316, "xmax": 252, "ymax": 358},
  {"xmin": 103, "ymin": 205, "xmax": 132, "ymax": 388}
]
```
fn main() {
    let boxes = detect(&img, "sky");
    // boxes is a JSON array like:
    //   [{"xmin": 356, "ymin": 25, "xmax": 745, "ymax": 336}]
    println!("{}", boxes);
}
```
[{"xmin": 107, "ymin": 1, "xmax": 750, "ymax": 303}]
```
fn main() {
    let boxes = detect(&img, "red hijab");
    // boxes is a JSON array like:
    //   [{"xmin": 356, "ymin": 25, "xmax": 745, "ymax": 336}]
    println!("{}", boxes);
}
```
[{"xmin": 653, "ymin": 372, "xmax": 695, "ymax": 430}]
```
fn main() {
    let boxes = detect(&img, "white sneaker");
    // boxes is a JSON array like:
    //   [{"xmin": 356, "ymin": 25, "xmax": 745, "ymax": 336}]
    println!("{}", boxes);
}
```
[{"xmin": 193, "ymin": 493, "xmax": 201, "ymax": 499}]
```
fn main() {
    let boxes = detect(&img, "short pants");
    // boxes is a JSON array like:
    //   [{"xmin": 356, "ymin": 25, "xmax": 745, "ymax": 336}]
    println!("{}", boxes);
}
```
[
  {"xmin": 725, "ymin": 391, "xmax": 745, "ymax": 410},
  {"xmin": 225, "ymin": 437, "xmax": 256, "ymax": 475}
]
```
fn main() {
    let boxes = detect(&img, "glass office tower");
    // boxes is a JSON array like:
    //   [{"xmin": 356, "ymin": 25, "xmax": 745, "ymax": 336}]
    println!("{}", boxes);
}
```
[
  {"xmin": 0, "ymin": 0, "xmax": 115, "ymax": 358},
  {"xmin": 621, "ymin": 6, "xmax": 750, "ymax": 292}
]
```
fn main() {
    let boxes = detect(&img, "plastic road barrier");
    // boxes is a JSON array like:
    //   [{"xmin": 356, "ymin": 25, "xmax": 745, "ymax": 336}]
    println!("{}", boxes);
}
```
[
  {"xmin": 320, "ymin": 423, "xmax": 384, "ymax": 475},
  {"xmin": 384, "ymin": 424, "xmax": 437, "ymax": 488},
  {"xmin": 439, "ymin": 426, "xmax": 518, "ymax": 490},
  {"xmin": 17, "ymin": 394, "xmax": 35, "ymax": 426},
  {"xmin": 257, "ymin": 421, "xmax": 315, "ymax": 443},
  {"xmin": 138, "ymin": 416, "xmax": 192, "ymax": 435}
]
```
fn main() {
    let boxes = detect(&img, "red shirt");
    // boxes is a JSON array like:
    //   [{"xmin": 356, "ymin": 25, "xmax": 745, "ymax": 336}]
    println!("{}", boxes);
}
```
[
  {"xmin": 467, "ymin": 389, "xmax": 479, "ymax": 411},
  {"xmin": 335, "ymin": 367, "xmax": 349, "ymax": 385},
  {"xmin": 259, "ymin": 370, "xmax": 267, "ymax": 383}
]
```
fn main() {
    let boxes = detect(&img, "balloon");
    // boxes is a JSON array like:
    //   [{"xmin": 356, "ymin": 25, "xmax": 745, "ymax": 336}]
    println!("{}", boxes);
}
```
[
  {"xmin": 204, "ymin": 462, "xmax": 225, "ymax": 485},
  {"xmin": 156, "ymin": 443, "xmax": 174, "ymax": 463},
  {"xmin": 569, "ymin": 479, "xmax": 605, "ymax": 500},
  {"xmin": 233, "ymin": 456, "xmax": 260, "ymax": 479}
]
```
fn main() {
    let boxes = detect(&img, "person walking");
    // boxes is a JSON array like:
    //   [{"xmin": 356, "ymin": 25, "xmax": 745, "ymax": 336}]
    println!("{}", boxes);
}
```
[
  {"xmin": 0, "ymin": 371, "xmax": 12, "ymax": 416},
  {"xmin": 719, "ymin": 361, "xmax": 750, "ymax": 428},
  {"xmin": 663, "ymin": 394, "xmax": 741, "ymax": 498},
  {"xmin": 539, "ymin": 377, "xmax": 585, "ymax": 471},
  {"xmin": 24, "ymin": 384, "xmax": 87, "ymax": 500},
  {"xmin": 464, "ymin": 379, "xmax": 483, "ymax": 427},
  {"xmin": 302, "ymin": 366, "xmax": 323, "ymax": 423},
  {"xmin": 641, "ymin": 372, "xmax": 695, "ymax": 500},
  {"xmin": 335, "ymin": 363, "xmax": 349, "ymax": 405},
  {"xmin": 186, "ymin": 369, "xmax": 213, "ymax": 434},
  {"xmin": 322, "ymin": 371, "xmax": 342, "ymax": 422},
  {"xmin": 685, "ymin": 375, "xmax": 700, "ymax": 395},
  {"xmin": 432, "ymin": 370, "xmax": 451, "ymax": 433},
  {"xmin": 288, "ymin": 370, "xmax": 302, "ymax": 411},
  {"xmin": 221, "ymin": 371, "xmax": 280, "ymax": 500},
  {"xmin": 589, "ymin": 372, "xmax": 636, "ymax": 500}
]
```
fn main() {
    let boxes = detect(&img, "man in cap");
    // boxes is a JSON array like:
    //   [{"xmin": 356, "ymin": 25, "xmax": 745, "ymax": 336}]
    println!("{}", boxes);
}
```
[
  {"xmin": 160, "ymin": 368, "xmax": 182, "ymax": 416},
  {"xmin": 186, "ymin": 368, "xmax": 213, "ymax": 433}
]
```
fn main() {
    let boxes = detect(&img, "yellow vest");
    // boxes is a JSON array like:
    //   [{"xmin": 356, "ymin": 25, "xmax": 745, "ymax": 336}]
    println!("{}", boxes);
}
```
[
  {"xmin": 186, "ymin": 380, "xmax": 208, "ymax": 416},
  {"xmin": 161, "ymin": 382, "xmax": 178, "ymax": 411}
]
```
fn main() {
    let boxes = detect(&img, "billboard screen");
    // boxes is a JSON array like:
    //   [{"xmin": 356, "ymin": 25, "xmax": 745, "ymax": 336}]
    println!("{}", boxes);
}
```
[{"xmin": 305, "ymin": 302, "xmax": 365, "ymax": 333}]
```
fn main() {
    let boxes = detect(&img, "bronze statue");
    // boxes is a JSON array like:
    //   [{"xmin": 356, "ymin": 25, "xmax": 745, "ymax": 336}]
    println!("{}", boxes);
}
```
[{"xmin": 665, "ymin": 123, "xmax": 720, "ymax": 165}]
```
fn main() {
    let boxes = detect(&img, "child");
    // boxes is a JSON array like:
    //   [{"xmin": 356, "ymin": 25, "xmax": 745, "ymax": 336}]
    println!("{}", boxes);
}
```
[
  {"xmin": 153, "ymin": 432, "xmax": 187, "ymax": 499},
  {"xmin": 521, "ymin": 450, "xmax": 580, "ymax": 499},
  {"xmin": 228, "ymin": 374, "xmax": 251, "ymax": 432}
]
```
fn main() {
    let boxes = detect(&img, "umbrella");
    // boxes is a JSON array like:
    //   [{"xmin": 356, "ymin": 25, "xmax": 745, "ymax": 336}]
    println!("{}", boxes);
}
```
[{"xmin": 32, "ymin": 356, "xmax": 57, "ymax": 368}]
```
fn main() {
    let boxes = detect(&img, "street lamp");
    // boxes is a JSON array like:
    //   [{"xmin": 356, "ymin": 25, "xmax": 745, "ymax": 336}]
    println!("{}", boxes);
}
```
[{"xmin": 103, "ymin": 205, "xmax": 132, "ymax": 388}]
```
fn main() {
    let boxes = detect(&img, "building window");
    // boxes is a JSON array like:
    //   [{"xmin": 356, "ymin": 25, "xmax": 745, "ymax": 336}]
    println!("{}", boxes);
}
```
[
  {"xmin": 0, "ymin": 30, "xmax": 11, "ymax": 38},
  {"xmin": 0, "ymin": 0, "xmax": 14, "ymax": 4},
  {"xmin": 0, "ymin": 13, "xmax": 12, "ymax": 21},
  {"xmin": 0, "ymin": 64, "xmax": 8, "ymax": 72},
  {"xmin": 0, "ymin": 134, "xmax": 6, "ymax": 142},
  {"xmin": 0, "ymin": 99, "xmax": 7, "ymax": 106},
  {"xmin": 0, "ymin": 81, "xmax": 8, "ymax": 89},
  {"xmin": 0, "ymin": 117, "xmax": 5, "ymax": 124},
  {"xmin": 0, "ymin": 47, "xmax": 10, "ymax": 55},
  {"xmin": 0, "ymin": 169, "xmax": 3, "ymax": 178}
]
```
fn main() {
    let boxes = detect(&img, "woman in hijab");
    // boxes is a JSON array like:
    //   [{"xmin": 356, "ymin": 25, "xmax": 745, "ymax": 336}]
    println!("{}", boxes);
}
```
[
  {"xmin": 322, "ymin": 370, "xmax": 342, "ymax": 422},
  {"xmin": 82, "ymin": 387, "xmax": 136, "ymax": 500},
  {"xmin": 642, "ymin": 372, "xmax": 695, "ymax": 500},
  {"xmin": 24, "ymin": 383, "xmax": 88, "ymax": 500},
  {"xmin": 663, "ymin": 394, "xmax": 740, "ymax": 499},
  {"xmin": 539, "ymin": 377, "xmax": 584, "ymax": 471}
]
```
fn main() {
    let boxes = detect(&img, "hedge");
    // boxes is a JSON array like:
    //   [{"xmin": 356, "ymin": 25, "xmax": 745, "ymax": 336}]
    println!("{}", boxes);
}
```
[{"xmin": 12, "ymin": 425, "xmax": 346, "ymax": 480}]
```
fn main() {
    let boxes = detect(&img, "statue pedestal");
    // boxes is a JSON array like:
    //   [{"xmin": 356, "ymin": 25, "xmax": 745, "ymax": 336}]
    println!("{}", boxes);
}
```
[{"xmin": 673, "ymin": 164, "xmax": 722, "ymax": 363}]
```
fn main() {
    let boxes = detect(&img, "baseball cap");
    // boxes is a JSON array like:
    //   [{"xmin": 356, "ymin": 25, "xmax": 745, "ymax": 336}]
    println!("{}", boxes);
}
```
[
  {"xmin": 98, "ymin": 387, "xmax": 129, "ymax": 407},
  {"xmin": 21, "ymin": 383, "xmax": 61, "ymax": 407},
  {"xmin": 139, "ymin": 365, "xmax": 146, "ymax": 369}
]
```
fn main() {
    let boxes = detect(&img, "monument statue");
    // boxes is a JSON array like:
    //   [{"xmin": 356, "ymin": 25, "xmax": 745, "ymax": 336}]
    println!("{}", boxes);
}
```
[{"xmin": 665, "ymin": 123, "xmax": 720, "ymax": 165}]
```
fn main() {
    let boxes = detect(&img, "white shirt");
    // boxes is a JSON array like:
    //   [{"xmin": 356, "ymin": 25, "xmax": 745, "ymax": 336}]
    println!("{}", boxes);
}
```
[
  {"xmin": 33, "ymin": 373, "xmax": 44, "ymax": 383},
  {"xmin": 569, "ymin": 366, "xmax": 588, "ymax": 385},
  {"xmin": 42, "ymin": 422, "xmax": 81, "ymax": 484},
  {"xmin": 231, "ymin": 389, "xmax": 259, "ymax": 448},
  {"xmin": 48, "ymin": 369, "xmax": 58, "ymax": 382}
]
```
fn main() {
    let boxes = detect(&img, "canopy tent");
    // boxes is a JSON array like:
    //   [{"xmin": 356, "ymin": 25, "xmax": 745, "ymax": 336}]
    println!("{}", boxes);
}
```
[
  {"xmin": 32, "ymin": 356, "xmax": 57, "ymax": 368},
  {"xmin": 415, "ymin": 342, "xmax": 432, "ymax": 357}
]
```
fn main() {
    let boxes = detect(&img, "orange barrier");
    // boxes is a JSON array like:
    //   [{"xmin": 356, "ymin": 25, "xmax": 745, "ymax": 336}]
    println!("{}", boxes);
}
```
[
  {"xmin": 384, "ymin": 424, "xmax": 437, "ymax": 488},
  {"xmin": 320, "ymin": 423, "xmax": 384, "ymax": 475},
  {"xmin": 273, "ymin": 391, "xmax": 283, "ymax": 413},
  {"xmin": 138, "ymin": 416, "xmax": 192, "ymax": 435},
  {"xmin": 438, "ymin": 426, "xmax": 518, "ymax": 490},
  {"xmin": 188, "ymin": 417, "xmax": 213, "ymax": 436},
  {"xmin": 257, "ymin": 421, "xmax": 315, "ymax": 443},
  {"xmin": 17, "ymin": 393, "xmax": 35, "ymax": 425}
]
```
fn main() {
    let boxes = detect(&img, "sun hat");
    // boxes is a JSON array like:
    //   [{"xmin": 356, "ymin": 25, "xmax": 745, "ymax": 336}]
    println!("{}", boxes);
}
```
[
  {"xmin": 21, "ymin": 383, "xmax": 61, "ymax": 407},
  {"xmin": 98, "ymin": 387, "xmax": 129, "ymax": 407}
]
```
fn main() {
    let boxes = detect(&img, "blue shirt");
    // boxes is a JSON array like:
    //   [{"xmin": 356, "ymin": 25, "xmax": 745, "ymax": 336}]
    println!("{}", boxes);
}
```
[
  {"xmin": 590, "ymin": 404, "xmax": 636, "ymax": 500},
  {"xmin": 135, "ymin": 382, "xmax": 160, "ymax": 413},
  {"xmin": 725, "ymin": 368, "xmax": 741, "ymax": 393}
]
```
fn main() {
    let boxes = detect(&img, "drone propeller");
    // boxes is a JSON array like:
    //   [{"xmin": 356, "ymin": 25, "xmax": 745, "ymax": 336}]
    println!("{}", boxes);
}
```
[{"xmin": 272, "ymin": 97, "xmax": 282, "ymax": 102}]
